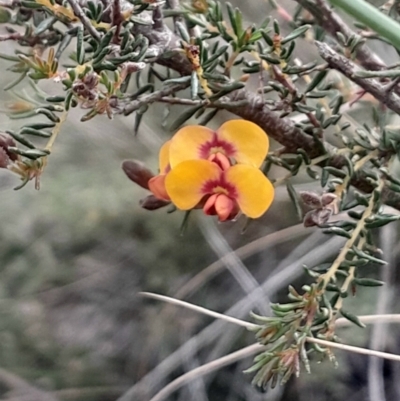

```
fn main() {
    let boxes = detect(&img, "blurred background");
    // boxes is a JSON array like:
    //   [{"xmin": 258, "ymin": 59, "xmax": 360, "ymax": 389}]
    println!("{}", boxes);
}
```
[{"xmin": 0, "ymin": 0, "xmax": 400, "ymax": 400}]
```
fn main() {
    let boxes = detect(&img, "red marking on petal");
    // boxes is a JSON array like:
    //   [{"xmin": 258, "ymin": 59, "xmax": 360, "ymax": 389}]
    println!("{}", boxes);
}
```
[
  {"xmin": 198, "ymin": 132, "xmax": 237, "ymax": 159},
  {"xmin": 200, "ymin": 173, "xmax": 238, "ymax": 199}
]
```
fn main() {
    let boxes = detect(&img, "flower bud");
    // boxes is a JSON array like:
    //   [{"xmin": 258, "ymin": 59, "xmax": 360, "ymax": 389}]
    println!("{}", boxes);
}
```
[
  {"xmin": 303, "ymin": 208, "xmax": 332, "ymax": 227},
  {"xmin": 72, "ymin": 74, "xmax": 98, "ymax": 102},
  {"xmin": 122, "ymin": 160, "xmax": 154, "ymax": 189},
  {"xmin": 238, "ymin": 74, "xmax": 250, "ymax": 83},
  {"xmin": 321, "ymin": 192, "xmax": 337, "ymax": 207},
  {"xmin": 139, "ymin": 195, "xmax": 170, "ymax": 210},
  {"xmin": 82, "ymin": 72, "xmax": 99, "ymax": 89},
  {"xmin": 0, "ymin": 133, "xmax": 18, "ymax": 161},
  {"xmin": 299, "ymin": 191, "xmax": 322, "ymax": 208}
]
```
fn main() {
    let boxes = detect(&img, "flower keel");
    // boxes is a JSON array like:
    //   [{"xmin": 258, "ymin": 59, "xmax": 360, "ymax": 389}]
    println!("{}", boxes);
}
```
[{"xmin": 203, "ymin": 193, "xmax": 240, "ymax": 221}]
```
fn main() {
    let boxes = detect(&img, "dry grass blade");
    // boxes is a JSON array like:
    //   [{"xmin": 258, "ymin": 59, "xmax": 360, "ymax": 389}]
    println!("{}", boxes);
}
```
[{"xmin": 148, "ymin": 344, "xmax": 264, "ymax": 401}]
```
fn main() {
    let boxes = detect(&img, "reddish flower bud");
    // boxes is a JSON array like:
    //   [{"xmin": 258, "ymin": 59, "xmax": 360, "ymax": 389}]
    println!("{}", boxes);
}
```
[
  {"xmin": 122, "ymin": 160, "xmax": 154, "ymax": 189},
  {"xmin": 72, "ymin": 77, "xmax": 98, "ymax": 101},
  {"xmin": 139, "ymin": 195, "xmax": 170, "ymax": 210},
  {"xmin": 299, "ymin": 191, "xmax": 322, "ymax": 209},
  {"xmin": 82, "ymin": 72, "xmax": 99, "ymax": 89},
  {"xmin": 0, "ymin": 133, "xmax": 18, "ymax": 161},
  {"xmin": 321, "ymin": 192, "xmax": 337, "ymax": 207},
  {"xmin": 303, "ymin": 208, "xmax": 333, "ymax": 227}
]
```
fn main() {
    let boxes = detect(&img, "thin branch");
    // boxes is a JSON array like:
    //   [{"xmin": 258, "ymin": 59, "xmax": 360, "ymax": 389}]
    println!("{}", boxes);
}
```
[
  {"xmin": 296, "ymin": 0, "xmax": 388, "ymax": 71},
  {"xmin": 271, "ymin": 64, "xmax": 323, "ymax": 136},
  {"xmin": 148, "ymin": 334, "xmax": 400, "ymax": 401},
  {"xmin": 142, "ymin": 291, "xmax": 400, "ymax": 330},
  {"xmin": 155, "ymin": 96, "xmax": 249, "ymax": 109},
  {"xmin": 179, "ymin": 327, "xmax": 209, "ymax": 401},
  {"xmin": 0, "ymin": 32, "xmax": 23, "ymax": 41},
  {"xmin": 152, "ymin": 5, "xmax": 164, "ymax": 31},
  {"xmin": 368, "ymin": 225, "xmax": 395, "ymax": 401},
  {"xmin": 315, "ymin": 41, "xmax": 400, "ymax": 115},
  {"xmin": 123, "ymin": 83, "xmax": 190, "ymax": 115},
  {"xmin": 111, "ymin": 0, "xmax": 123, "ymax": 44},
  {"xmin": 139, "ymin": 292, "xmax": 259, "ymax": 330},
  {"xmin": 148, "ymin": 343, "xmax": 264, "ymax": 401},
  {"xmin": 306, "ymin": 337, "xmax": 400, "ymax": 362},
  {"xmin": 66, "ymin": 0, "xmax": 101, "ymax": 40},
  {"xmin": 336, "ymin": 314, "xmax": 400, "ymax": 326}
]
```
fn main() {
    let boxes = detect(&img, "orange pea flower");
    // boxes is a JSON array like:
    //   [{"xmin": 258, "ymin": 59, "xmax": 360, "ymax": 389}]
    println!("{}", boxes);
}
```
[
  {"xmin": 124, "ymin": 119, "xmax": 274, "ymax": 221},
  {"xmin": 165, "ymin": 160, "xmax": 274, "ymax": 221},
  {"xmin": 168, "ymin": 120, "xmax": 269, "ymax": 169}
]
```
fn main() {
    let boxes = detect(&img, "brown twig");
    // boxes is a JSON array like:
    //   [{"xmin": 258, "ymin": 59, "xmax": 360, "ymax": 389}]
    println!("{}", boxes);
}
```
[
  {"xmin": 111, "ymin": 0, "xmax": 123, "ymax": 44},
  {"xmin": 0, "ymin": 32, "xmax": 24, "ymax": 41},
  {"xmin": 152, "ymin": 4, "xmax": 164, "ymax": 31},
  {"xmin": 296, "ymin": 0, "xmax": 387, "ymax": 71},
  {"xmin": 156, "ymin": 96, "xmax": 250, "ymax": 109},
  {"xmin": 66, "ymin": 0, "xmax": 101, "ymax": 40},
  {"xmin": 271, "ymin": 64, "xmax": 323, "ymax": 136},
  {"xmin": 123, "ymin": 83, "xmax": 190, "ymax": 115},
  {"xmin": 315, "ymin": 41, "xmax": 400, "ymax": 115},
  {"xmin": 0, "ymin": 30, "xmax": 57, "ymax": 46}
]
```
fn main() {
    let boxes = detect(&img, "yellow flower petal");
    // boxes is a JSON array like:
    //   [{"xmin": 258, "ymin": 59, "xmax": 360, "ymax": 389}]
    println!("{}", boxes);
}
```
[
  {"xmin": 225, "ymin": 165, "xmax": 274, "ymax": 218},
  {"xmin": 165, "ymin": 160, "xmax": 221, "ymax": 210},
  {"xmin": 169, "ymin": 125, "xmax": 214, "ymax": 168},
  {"xmin": 159, "ymin": 140, "xmax": 171, "ymax": 174},
  {"xmin": 217, "ymin": 120, "xmax": 269, "ymax": 168}
]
